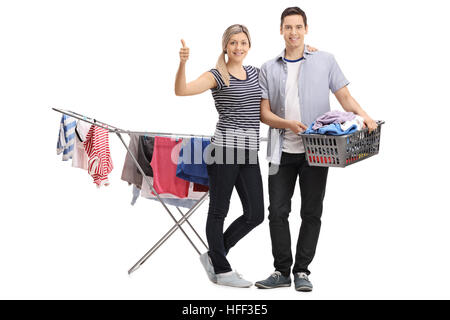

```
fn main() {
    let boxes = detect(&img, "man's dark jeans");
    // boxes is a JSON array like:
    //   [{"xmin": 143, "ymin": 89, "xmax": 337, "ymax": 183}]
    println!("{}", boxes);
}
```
[
  {"xmin": 268, "ymin": 152, "xmax": 328, "ymax": 276},
  {"xmin": 206, "ymin": 148, "xmax": 265, "ymax": 274}
]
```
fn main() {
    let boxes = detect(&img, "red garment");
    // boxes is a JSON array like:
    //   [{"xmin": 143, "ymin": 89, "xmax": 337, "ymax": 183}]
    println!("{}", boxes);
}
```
[
  {"xmin": 150, "ymin": 137, "xmax": 189, "ymax": 198},
  {"xmin": 83, "ymin": 125, "xmax": 113, "ymax": 187},
  {"xmin": 193, "ymin": 183, "xmax": 209, "ymax": 192}
]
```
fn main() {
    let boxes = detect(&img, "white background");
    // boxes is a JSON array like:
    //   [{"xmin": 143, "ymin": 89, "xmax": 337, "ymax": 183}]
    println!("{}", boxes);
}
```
[{"xmin": 1, "ymin": 0, "xmax": 449, "ymax": 300}]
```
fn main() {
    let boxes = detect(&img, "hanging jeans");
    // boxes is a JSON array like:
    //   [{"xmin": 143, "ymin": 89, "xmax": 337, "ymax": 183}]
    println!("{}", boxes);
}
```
[
  {"xmin": 268, "ymin": 152, "xmax": 328, "ymax": 276},
  {"xmin": 206, "ymin": 147, "xmax": 264, "ymax": 274}
]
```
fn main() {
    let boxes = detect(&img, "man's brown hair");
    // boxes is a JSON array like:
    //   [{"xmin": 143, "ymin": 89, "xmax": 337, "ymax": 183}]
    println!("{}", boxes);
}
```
[{"xmin": 281, "ymin": 7, "xmax": 307, "ymax": 27}]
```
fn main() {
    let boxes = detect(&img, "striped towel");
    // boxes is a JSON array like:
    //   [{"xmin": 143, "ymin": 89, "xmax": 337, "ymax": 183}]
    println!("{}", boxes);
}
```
[{"xmin": 56, "ymin": 115, "xmax": 76, "ymax": 161}]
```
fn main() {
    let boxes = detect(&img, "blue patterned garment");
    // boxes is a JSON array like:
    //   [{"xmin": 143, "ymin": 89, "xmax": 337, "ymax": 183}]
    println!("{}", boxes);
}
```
[
  {"xmin": 56, "ymin": 114, "xmax": 76, "ymax": 160},
  {"xmin": 304, "ymin": 122, "xmax": 357, "ymax": 135}
]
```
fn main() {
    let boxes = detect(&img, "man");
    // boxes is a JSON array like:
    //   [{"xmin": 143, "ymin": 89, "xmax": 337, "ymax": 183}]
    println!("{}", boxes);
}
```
[{"xmin": 256, "ymin": 7, "xmax": 377, "ymax": 292}]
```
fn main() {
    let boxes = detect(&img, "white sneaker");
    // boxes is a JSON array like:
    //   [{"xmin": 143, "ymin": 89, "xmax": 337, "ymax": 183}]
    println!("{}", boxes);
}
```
[
  {"xmin": 216, "ymin": 271, "xmax": 253, "ymax": 288},
  {"xmin": 199, "ymin": 252, "xmax": 217, "ymax": 283}
]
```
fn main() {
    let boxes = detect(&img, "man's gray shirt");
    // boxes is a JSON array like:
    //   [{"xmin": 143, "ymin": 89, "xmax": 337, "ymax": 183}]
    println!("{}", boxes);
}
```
[{"xmin": 259, "ymin": 46, "xmax": 349, "ymax": 164}]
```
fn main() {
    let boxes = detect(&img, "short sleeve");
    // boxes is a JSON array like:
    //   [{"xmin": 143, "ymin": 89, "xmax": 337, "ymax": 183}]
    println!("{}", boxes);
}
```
[
  {"xmin": 259, "ymin": 63, "xmax": 269, "ymax": 100},
  {"xmin": 209, "ymin": 69, "xmax": 225, "ymax": 91},
  {"xmin": 329, "ymin": 55, "xmax": 350, "ymax": 94}
]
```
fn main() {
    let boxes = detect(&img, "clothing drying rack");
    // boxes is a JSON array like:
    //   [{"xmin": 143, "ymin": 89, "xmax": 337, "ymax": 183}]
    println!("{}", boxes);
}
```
[
  {"xmin": 53, "ymin": 107, "xmax": 216, "ymax": 275},
  {"xmin": 53, "ymin": 107, "xmax": 268, "ymax": 275}
]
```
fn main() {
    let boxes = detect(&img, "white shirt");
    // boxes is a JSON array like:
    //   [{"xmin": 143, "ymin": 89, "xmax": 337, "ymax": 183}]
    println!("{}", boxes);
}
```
[
  {"xmin": 282, "ymin": 58, "xmax": 305, "ymax": 154},
  {"xmin": 72, "ymin": 120, "xmax": 91, "ymax": 170}
]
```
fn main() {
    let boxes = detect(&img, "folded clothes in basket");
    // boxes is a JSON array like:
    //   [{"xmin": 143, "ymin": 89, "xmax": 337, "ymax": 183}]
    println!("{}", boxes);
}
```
[
  {"xmin": 305, "ymin": 114, "xmax": 365, "ymax": 135},
  {"xmin": 305, "ymin": 122, "xmax": 357, "ymax": 135},
  {"xmin": 312, "ymin": 110, "xmax": 356, "ymax": 130},
  {"xmin": 341, "ymin": 115, "xmax": 365, "ymax": 131}
]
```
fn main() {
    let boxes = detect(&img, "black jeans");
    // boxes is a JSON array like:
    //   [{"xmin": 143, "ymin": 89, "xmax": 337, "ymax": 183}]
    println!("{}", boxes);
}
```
[
  {"xmin": 268, "ymin": 152, "xmax": 328, "ymax": 276},
  {"xmin": 206, "ymin": 148, "xmax": 265, "ymax": 274}
]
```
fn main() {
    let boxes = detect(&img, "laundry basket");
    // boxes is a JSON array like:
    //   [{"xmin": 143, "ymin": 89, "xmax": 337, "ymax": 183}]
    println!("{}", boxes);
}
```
[{"xmin": 299, "ymin": 120, "xmax": 384, "ymax": 168}]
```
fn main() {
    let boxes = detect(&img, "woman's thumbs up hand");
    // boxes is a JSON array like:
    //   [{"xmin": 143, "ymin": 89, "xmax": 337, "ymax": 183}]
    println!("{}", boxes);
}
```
[{"xmin": 180, "ymin": 39, "xmax": 190, "ymax": 63}]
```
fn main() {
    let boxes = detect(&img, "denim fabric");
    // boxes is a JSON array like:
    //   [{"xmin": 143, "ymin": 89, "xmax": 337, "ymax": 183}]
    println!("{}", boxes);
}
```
[
  {"xmin": 206, "ymin": 147, "xmax": 265, "ymax": 274},
  {"xmin": 268, "ymin": 152, "xmax": 328, "ymax": 276}
]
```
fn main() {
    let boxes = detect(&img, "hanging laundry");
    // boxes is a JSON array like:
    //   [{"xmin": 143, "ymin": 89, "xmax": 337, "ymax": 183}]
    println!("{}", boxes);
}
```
[
  {"xmin": 75, "ymin": 119, "xmax": 91, "ymax": 142},
  {"xmin": 56, "ymin": 114, "xmax": 76, "ymax": 161},
  {"xmin": 150, "ymin": 137, "xmax": 190, "ymax": 198},
  {"xmin": 123, "ymin": 136, "xmax": 208, "ymax": 207},
  {"xmin": 143, "ymin": 177, "xmax": 206, "ymax": 201},
  {"xmin": 135, "ymin": 182, "xmax": 204, "ymax": 209},
  {"xmin": 176, "ymin": 138, "xmax": 211, "ymax": 186},
  {"xmin": 72, "ymin": 120, "xmax": 91, "ymax": 170},
  {"xmin": 137, "ymin": 135, "xmax": 155, "ymax": 177},
  {"xmin": 193, "ymin": 183, "xmax": 209, "ymax": 192},
  {"xmin": 83, "ymin": 125, "xmax": 113, "ymax": 187},
  {"xmin": 131, "ymin": 184, "xmax": 141, "ymax": 206},
  {"xmin": 266, "ymin": 128, "xmax": 284, "ymax": 165},
  {"xmin": 121, "ymin": 134, "xmax": 143, "ymax": 189},
  {"xmin": 312, "ymin": 110, "xmax": 356, "ymax": 130}
]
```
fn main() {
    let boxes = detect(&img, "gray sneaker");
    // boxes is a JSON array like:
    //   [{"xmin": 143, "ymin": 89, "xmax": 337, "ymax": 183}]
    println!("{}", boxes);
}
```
[
  {"xmin": 216, "ymin": 271, "xmax": 253, "ymax": 288},
  {"xmin": 255, "ymin": 271, "xmax": 291, "ymax": 289},
  {"xmin": 294, "ymin": 272, "xmax": 313, "ymax": 292},
  {"xmin": 199, "ymin": 252, "xmax": 217, "ymax": 283}
]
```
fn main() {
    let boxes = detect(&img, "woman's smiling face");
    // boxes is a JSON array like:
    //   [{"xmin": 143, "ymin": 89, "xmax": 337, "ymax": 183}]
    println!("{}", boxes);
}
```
[{"xmin": 225, "ymin": 32, "xmax": 250, "ymax": 63}]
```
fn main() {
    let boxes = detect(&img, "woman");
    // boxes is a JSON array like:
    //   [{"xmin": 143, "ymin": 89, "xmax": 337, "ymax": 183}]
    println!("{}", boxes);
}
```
[{"xmin": 175, "ymin": 24, "xmax": 315, "ymax": 288}]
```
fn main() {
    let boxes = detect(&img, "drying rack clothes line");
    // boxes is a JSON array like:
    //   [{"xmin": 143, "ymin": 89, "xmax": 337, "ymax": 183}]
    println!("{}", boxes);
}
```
[
  {"xmin": 52, "ymin": 107, "xmax": 267, "ymax": 275},
  {"xmin": 53, "ymin": 107, "xmax": 212, "ymax": 274}
]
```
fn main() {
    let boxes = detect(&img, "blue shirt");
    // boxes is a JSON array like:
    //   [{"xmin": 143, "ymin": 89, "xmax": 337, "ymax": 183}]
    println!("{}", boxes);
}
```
[
  {"xmin": 176, "ymin": 137, "xmax": 211, "ymax": 186},
  {"xmin": 259, "ymin": 46, "xmax": 349, "ymax": 163}
]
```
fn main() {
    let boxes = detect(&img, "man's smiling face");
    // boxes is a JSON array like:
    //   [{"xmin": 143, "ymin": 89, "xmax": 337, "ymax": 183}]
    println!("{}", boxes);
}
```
[{"xmin": 281, "ymin": 14, "xmax": 308, "ymax": 50}]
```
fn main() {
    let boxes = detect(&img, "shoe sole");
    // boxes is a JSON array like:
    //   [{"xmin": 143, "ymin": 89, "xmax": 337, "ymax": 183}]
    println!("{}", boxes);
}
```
[
  {"xmin": 216, "ymin": 283, "xmax": 253, "ymax": 288},
  {"xmin": 255, "ymin": 283, "xmax": 291, "ymax": 289},
  {"xmin": 295, "ymin": 286, "xmax": 312, "ymax": 292},
  {"xmin": 199, "ymin": 254, "xmax": 217, "ymax": 284}
]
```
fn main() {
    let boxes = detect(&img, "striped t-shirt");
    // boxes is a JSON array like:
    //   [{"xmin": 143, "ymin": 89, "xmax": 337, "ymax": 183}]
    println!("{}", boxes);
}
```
[
  {"xmin": 209, "ymin": 65, "xmax": 262, "ymax": 150},
  {"xmin": 83, "ymin": 125, "xmax": 113, "ymax": 187}
]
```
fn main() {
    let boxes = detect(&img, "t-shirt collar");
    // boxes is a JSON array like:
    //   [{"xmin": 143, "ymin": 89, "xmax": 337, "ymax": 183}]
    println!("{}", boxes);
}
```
[{"xmin": 276, "ymin": 45, "xmax": 314, "ymax": 63}]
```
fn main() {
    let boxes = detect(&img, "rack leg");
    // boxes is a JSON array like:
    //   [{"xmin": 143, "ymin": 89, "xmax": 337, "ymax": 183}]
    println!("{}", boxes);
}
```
[{"xmin": 128, "ymin": 193, "xmax": 209, "ymax": 274}]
